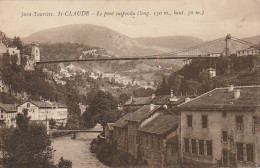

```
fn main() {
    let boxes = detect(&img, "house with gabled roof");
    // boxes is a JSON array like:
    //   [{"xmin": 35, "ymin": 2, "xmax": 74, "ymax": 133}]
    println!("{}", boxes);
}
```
[
  {"xmin": 178, "ymin": 85, "xmax": 260, "ymax": 167},
  {"xmin": 125, "ymin": 104, "xmax": 170, "ymax": 159},
  {"xmin": 0, "ymin": 103, "xmax": 17, "ymax": 127},
  {"xmin": 124, "ymin": 90, "xmax": 185, "ymax": 113},
  {"xmin": 138, "ymin": 114, "xmax": 179, "ymax": 167},
  {"xmin": 17, "ymin": 101, "xmax": 68, "ymax": 127},
  {"xmin": 112, "ymin": 113, "xmax": 132, "ymax": 152}
]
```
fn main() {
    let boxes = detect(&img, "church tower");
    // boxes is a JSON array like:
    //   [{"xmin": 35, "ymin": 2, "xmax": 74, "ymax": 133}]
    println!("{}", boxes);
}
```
[{"xmin": 31, "ymin": 43, "xmax": 40, "ymax": 62}]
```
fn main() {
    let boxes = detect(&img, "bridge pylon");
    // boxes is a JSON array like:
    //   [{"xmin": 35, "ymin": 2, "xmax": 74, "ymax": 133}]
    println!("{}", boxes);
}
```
[{"xmin": 225, "ymin": 34, "xmax": 231, "ymax": 57}]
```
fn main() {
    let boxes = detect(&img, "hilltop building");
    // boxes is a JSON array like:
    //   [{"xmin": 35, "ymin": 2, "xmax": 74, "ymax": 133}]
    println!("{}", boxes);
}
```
[
  {"xmin": 207, "ymin": 68, "xmax": 216, "ymax": 78},
  {"xmin": 237, "ymin": 47, "xmax": 259, "ymax": 57},
  {"xmin": 24, "ymin": 43, "xmax": 41, "ymax": 71},
  {"xmin": 0, "ymin": 38, "xmax": 21, "ymax": 65},
  {"xmin": 178, "ymin": 85, "xmax": 260, "ymax": 167}
]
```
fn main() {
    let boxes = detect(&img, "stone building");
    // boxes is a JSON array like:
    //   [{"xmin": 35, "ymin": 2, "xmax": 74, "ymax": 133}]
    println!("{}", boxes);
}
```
[
  {"xmin": 138, "ymin": 114, "xmax": 179, "ymax": 167},
  {"xmin": 112, "ymin": 113, "xmax": 132, "ymax": 152},
  {"xmin": 125, "ymin": 104, "xmax": 169, "ymax": 159},
  {"xmin": 178, "ymin": 85, "xmax": 260, "ymax": 167},
  {"xmin": 0, "ymin": 104, "xmax": 18, "ymax": 127},
  {"xmin": 124, "ymin": 91, "xmax": 185, "ymax": 113},
  {"xmin": 124, "ymin": 96, "xmax": 152, "ymax": 112},
  {"xmin": 24, "ymin": 43, "xmax": 41, "ymax": 71}
]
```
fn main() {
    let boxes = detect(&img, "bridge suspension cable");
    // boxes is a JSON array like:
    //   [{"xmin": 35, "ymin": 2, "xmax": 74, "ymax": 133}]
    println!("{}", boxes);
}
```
[
  {"xmin": 231, "ymin": 37, "xmax": 254, "ymax": 46},
  {"xmin": 170, "ymin": 37, "xmax": 225, "ymax": 54}
]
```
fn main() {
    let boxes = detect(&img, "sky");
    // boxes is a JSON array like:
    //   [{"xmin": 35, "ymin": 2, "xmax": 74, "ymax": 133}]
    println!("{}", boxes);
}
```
[{"xmin": 0, "ymin": 0, "xmax": 260, "ymax": 40}]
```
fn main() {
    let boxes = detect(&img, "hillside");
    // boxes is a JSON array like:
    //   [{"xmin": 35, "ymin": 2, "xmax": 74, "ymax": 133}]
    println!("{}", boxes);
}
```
[{"xmin": 22, "ymin": 24, "xmax": 204, "ymax": 57}]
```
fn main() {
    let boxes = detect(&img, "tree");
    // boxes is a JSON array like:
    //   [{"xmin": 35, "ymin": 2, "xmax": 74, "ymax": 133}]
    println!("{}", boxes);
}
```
[
  {"xmin": 49, "ymin": 119, "xmax": 57, "ymax": 129},
  {"xmin": 156, "ymin": 77, "xmax": 169, "ymax": 95},
  {"xmin": 118, "ymin": 93, "xmax": 130, "ymax": 105},
  {"xmin": 12, "ymin": 36, "xmax": 23, "ymax": 54},
  {"xmin": 168, "ymin": 73, "xmax": 182, "ymax": 95},
  {"xmin": 83, "ymin": 90, "xmax": 118, "ymax": 130},
  {"xmin": 57, "ymin": 157, "xmax": 72, "ymax": 168},
  {"xmin": 0, "ymin": 110, "xmax": 55, "ymax": 168}
]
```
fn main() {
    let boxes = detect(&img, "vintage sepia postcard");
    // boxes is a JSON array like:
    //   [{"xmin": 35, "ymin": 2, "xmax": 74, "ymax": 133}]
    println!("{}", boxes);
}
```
[{"xmin": 0, "ymin": 0, "xmax": 260, "ymax": 167}]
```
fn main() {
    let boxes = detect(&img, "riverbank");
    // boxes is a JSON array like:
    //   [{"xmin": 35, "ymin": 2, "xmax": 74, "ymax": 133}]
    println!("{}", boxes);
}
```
[
  {"xmin": 90, "ymin": 136, "xmax": 146, "ymax": 167},
  {"xmin": 52, "ymin": 133, "xmax": 108, "ymax": 168}
]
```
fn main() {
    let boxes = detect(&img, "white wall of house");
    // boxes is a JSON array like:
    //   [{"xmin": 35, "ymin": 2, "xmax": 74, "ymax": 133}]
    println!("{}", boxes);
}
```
[
  {"xmin": 17, "ymin": 102, "xmax": 68, "ymax": 126},
  {"xmin": 180, "ymin": 110, "xmax": 260, "ymax": 167}
]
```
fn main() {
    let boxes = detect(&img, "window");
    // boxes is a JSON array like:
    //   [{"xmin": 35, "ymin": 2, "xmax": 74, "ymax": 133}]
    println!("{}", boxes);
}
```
[
  {"xmin": 202, "ymin": 115, "xmax": 208, "ymax": 128},
  {"xmin": 246, "ymin": 144, "xmax": 253, "ymax": 162},
  {"xmin": 206, "ymin": 141, "xmax": 213, "ymax": 156},
  {"xmin": 199, "ymin": 140, "xmax": 204, "ymax": 155},
  {"xmin": 146, "ymin": 136, "xmax": 148, "ymax": 147},
  {"xmin": 191, "ymin": 139, "xmax": 197, "ymax": 154},
  {"xmin": 222, "ymin": 131, "xmax": 228, "ymax": 142},
  {"xmin": 236, "ymin": 116, "xmax": 243, "ymax": 130},
  {"xmin": 158, "ymin": 139, "xmax": 161, "ymax": 151},
  {"xmin": 237, "ymin": 143, "xmax": 243, "ymax": 161},
  {"xmin": 151, "ymin": 136, "xmax": 154, "ymax": 149},
  {"xmin": 184, "ymin": 138, "xmax": 189, "ymax": 153},
  {"xmin": 27, "ymin": 103, "xmax": 30, "ymax": 108},
  {"xmin": 187, "ymin": 115, "xmax": 192, "ymax": 127},
  {"xmin": 253, "ymin": 116, "xmax": 257, "ymax": 132},
  {"xmin": 222, "ymin": 112, "xmax": 227, "ymax": 118}
]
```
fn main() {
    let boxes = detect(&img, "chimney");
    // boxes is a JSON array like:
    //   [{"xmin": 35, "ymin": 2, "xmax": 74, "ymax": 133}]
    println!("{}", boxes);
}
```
[
  {"xmin": 170, "ymin": 89, "xmax": 174, "ymax": 98},
  {"xmin": 228, "ymin": 85, "xmax": 234, "ymax": 92},
  {"xmin": 234, "ymin": 89, "xmax": 240, "ymax": 100},
  {"xmin": 150, "ymin": 104, "xmax": 155, "ymax": 111},
  {"xmin": 152, "ymin": 94, "xmax": 156, "ymax": 99}
]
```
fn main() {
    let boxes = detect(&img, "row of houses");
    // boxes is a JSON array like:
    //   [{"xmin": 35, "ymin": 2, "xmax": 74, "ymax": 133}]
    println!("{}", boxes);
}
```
[
  {"xmin": 0, "ymin": 101, "xmax": 68, "ymax": 128},
  {"xmin": 111, "ymin": 85, "xmax": 260, "ymax": 167},
  {"xmin": 112, "ymin": 91, "xmax": 185, "ymax": 167}
]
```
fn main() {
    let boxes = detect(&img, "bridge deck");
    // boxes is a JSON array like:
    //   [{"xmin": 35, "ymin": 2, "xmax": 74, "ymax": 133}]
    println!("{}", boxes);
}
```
[
  {"xmin": 48, "ymin": 129, "xmax": 102, "ymax": 133},
  {"xmin": 36, "ymin": 56, "xmax": 219, "ymax": 64}
]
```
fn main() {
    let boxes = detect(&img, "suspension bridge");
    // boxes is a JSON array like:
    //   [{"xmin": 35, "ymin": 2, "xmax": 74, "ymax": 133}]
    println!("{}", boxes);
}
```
[{"xmin": 36, "ymin": 34, "xmax": 255, "ymax": 65}]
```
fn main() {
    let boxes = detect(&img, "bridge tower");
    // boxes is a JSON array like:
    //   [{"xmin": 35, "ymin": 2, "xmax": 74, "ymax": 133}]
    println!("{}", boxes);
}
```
[
  {"xmin": 31, "ymin": 43, "xmax": 40, "ymax": 62},
  {"xmin": 225, "ymin": 34, "xmax": 231, "ymax": 56}
]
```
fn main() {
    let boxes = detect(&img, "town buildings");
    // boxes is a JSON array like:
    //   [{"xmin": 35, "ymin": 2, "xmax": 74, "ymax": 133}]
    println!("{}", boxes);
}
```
[
  {"xmin": 178, "ymin": 85, "xmax": 260, "ymax": 167},
  {"xmin": 112, "ymin": 91, "xmax": 185, "ymax": 167}
]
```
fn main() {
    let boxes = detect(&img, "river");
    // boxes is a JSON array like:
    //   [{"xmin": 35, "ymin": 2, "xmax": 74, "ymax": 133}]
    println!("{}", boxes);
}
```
[{"xmin": 51, "ymin": 132, "xmax": 109, "ymax": 168}]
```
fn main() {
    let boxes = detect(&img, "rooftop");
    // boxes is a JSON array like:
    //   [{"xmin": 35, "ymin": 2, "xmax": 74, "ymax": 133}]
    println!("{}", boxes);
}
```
[
  {"xmin": 138, "ymin": 114, "xmax": 178, "ymax": 136},
  {"xmin": 124, "ymin": 94, "xmax": 183, "ymax": 106},
  {"xmin": 112, "ymin": 113, "xmax": 132, "ymax": 128},
  {"xmin": 22, "ymin": 101, "xmax": 67, "ymax": 108},
  {"xmin": 178, "ymin": 86, "xmax": 260, "ymax": 111},
  {"xmin": 125, "ymin": 105, "xmax": 165, "ymax": 123},
  {"xmin": 0, "ymin": 103, "xmax": 17, "ymax": 112},
  {"xmin": 124, "ymin": 96, "xmax": 152, "ymax": 106}
]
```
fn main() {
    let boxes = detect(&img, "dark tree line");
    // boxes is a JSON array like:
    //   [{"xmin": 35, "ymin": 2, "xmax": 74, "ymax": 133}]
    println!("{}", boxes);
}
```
[{"xmin": 156, "ymin": 55, "xmax": 260, "ymax": 97}]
